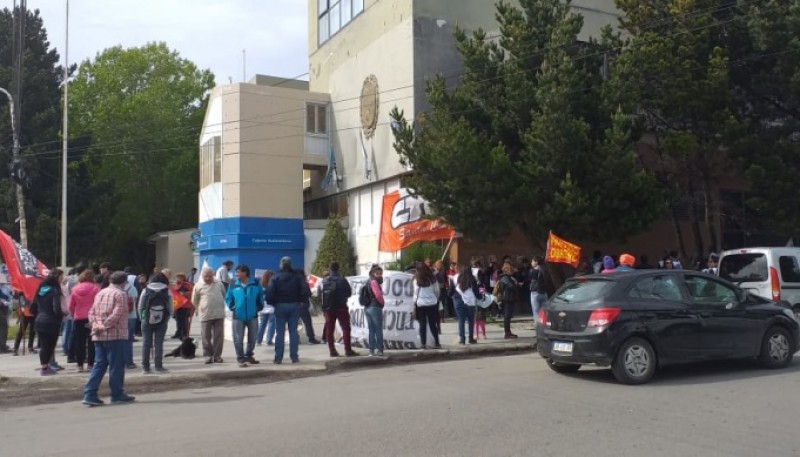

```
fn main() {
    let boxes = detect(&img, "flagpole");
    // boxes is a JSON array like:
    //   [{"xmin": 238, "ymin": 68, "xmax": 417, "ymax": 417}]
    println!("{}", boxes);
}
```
[
  {"xmin": 60, "ymin": 0, "xmax": 69, "ymax": 268},
  {"xmin": 441, "ymin": 234, "xmax": 455, "ymax": 262}
]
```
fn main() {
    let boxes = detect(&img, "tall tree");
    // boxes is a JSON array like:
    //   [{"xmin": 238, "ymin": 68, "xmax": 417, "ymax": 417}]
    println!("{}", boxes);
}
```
[
  {"xmin": 311, "ymin": 216, "xmax": 356, "ymax": 277},
  {"xmin": 0, "ymin": 6, "xmax": 66, "ymax": 266},
  {"xmin": 391, "ymin": 0, "xmax": 664, "ymax": 257},
  {"xmin": 69, "ymin": 42, "xmax": 214, "ymax": 268}
]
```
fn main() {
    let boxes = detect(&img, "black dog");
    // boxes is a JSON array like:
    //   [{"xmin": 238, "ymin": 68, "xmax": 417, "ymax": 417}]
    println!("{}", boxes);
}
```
[{"xmin": 165, "ymin": 337, "xmax": 196, "ymax": 359}]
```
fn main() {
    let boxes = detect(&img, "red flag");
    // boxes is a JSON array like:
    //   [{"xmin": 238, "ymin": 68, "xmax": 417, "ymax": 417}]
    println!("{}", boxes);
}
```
[
  {"xmin": 545, "ymin": 231, "xmax": 581, "ymax": 268},
  {"xmin": 0, "ymin": 230, "xmax": 49, "ymax": 301}
]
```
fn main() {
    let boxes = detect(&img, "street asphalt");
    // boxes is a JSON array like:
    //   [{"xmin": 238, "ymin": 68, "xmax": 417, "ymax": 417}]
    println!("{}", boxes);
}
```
[
  {"xmin": 0, "ymin": 314, "xmax": 536, "ymax": 406},
  {"xmin": 3, "ymin": 353, "xmax": 799, "ymax": 456}
]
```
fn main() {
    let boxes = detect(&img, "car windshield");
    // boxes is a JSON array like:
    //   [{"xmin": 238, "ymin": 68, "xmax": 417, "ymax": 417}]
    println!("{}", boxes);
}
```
[
  {"xmin": 719, "ymin": 253, "xmax": 768, "ymax": 283},
  {"xmin": 553, "ymin": 279, "xmax": 614, "ymax": 303}
]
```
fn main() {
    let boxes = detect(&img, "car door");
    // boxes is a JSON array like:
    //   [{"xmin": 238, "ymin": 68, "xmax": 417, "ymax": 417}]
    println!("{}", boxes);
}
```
[
  {"xmin": 683, "ymin": 274, "xmax": 755, "ymax": 357},
  {"xmin": 626, "ymin": 274, "xmax": 702, "ymax": 361}
]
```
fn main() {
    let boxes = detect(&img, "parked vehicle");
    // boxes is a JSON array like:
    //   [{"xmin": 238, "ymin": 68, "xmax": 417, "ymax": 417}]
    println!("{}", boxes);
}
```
[
  {"xmin": 537, "ymin": 270, "xmax": 798, "ymax": 384},
  {"xmin": 718, "ymin": 247, "xmax": 800, "ymax": 320}
]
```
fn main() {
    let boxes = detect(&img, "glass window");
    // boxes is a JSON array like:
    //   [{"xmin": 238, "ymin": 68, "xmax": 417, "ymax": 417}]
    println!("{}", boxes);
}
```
[
  {"xmin": 330, "ymin": 1, "xmax": 342, "ymax": 35},
  {"xmin": 318, "ymin": 15, "xmax": 330, "ymax": 45},
  {"xmin": 685, "ymin": 276, "xmax": 737, "ymax": 303},
  {"xmin": 212, "ymin": 138, "xmax": 221, "ymax": 183},
  {"xmin": 353, "ymin": 0, "xmax": 364, "ymax": 15},
  {"xmin": 718, "ymin": 253, "xmax": 768, "ymax": 282},
  {"xmin": 778, "ymin": 256, "xmax": 800, "ymax": 283},
  {"xmin": 306, "ymin": 104, "xmax": 328, "ymax": 135},
  {"xmin": 342, "ymin": 0, "xmax": 353, "ymax": 23},
  {"xmin": 553, "ymin": 279, "xmax": 615, "ymax": 304},
  {"xmin": 628, "ymin": 276, "xmax": 682, "ymax": 301},
  {"xmin": 318, "ymin": 0, "xmax": 328, "ymax": 13}
]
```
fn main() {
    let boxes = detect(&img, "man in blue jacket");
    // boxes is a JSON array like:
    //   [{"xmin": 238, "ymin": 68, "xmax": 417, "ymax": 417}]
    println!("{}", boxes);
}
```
[{"xmin": 225, "ymin": 264, "xmax": 264, "ymax": 367}]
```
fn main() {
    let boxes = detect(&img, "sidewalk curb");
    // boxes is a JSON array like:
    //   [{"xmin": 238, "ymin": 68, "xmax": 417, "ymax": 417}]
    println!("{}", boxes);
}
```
[{"xmin": 0, "ymin": 342, "xmax": 536, "ymax": 408}]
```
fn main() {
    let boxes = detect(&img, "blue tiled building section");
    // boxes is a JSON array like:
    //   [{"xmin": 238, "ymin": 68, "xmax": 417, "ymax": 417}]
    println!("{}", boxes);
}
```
[{"xmin": 196, "ymin": 217, "xmax": 305, "ymax": 273}]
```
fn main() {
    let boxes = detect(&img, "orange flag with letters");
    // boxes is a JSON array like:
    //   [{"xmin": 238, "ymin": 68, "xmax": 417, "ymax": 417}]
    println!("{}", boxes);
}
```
[
  {"xmin": 545, "ymin": 231, "xmax": 581, "ymax": 268},
  {"xmin": 379, "ymin": 190, "xmax": 456, "ymax": 252}
]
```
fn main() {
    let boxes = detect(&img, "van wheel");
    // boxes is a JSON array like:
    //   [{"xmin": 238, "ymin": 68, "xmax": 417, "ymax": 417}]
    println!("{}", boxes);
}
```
[
  {"xmin": 545, "ymin": 358, "xmax": 581, "ymax": 374},
  {"xmin": 759, "ymin": 326, "xmax": 794, "ymax": 369},
  {"xmin": 611, "ymin": 337, "xmax": 656, "ymax": 385}
]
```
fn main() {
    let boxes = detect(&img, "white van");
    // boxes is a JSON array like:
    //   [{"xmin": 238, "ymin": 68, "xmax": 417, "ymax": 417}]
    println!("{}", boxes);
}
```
[{"xmin": 718, "ymin": 247, "xmax": 800, "ymax": 318}]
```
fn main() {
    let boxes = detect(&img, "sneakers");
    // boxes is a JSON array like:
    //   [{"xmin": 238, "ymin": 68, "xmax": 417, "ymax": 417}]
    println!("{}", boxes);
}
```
[
  {"xmin": 291, "ymin": 358, "xmax": 299, "ymax": 364},
  {"xmin": 458, "ymin": 341, "xmax": 466, "ymax": 345},
  {"xmin": 141, "ymin": 367, "xmax": 153, "ymax": 375},
  {"xmin": 308, "ymin": 339, "xmax": 321, "ymax": 345},
  {"xmin": 345, "ymin": 350, "xmax": 359, "ymax": 357},
  {"xmin": 205, "ymin": 357, "xmax": 213, "ymax": 364},
  {"xmin": 434, "ymin": 344, "xmax": 442, "ymax": 349},
  {"xmin": 154, "ymin": 367, "xmax": 169, "ymax": 374},
  {"xmin": 49, "ymin": 362, "xmax": 64, "ymax": 371},
  {"xmin": 82, "ymin": 397, "xmax": 104, "ymax": 407},
  {"xmin": 111, "ymin": 395, "xmax": 136, "ymax": 405},
  {"xmin": 40, "ymin": 367, "xmax": 58, "ymax": 376},
  {"xmin": 214, "ymin": 357, "xmax": 224, "ymax": 363},
  {"xmin": 504, "ymin": 333, "xmax": 518, "ymax": 339},
  {"xmin": 272, "ymin": 360, "xmax": 282, "ymax": 365},
  {"xmin": 245, "ymin": 357, "xmax": 260, "ymax": 365},
  {"xmin": 377, "ymin": 351, "xmax": 384, "ymax": 356},
  {"xmin": 329, "ymin": 352, "xmax": 340, "ymax": 358},
  {"xmin": 238, "ymin": 361, "xmax": 249, "ymax": 368},
  {"xmin": 468, "ymin": 338, "xmax": 478, "ymax": 344},
  {"xmin": 126, "ymin": 363, "xmax": 137, "ymax": 370}
]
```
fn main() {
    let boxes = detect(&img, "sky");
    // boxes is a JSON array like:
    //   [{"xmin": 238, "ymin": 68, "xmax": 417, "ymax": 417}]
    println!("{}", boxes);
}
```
[{"xmin": 18, "ymin": 0, "xmax": 310, "ymax": 83}]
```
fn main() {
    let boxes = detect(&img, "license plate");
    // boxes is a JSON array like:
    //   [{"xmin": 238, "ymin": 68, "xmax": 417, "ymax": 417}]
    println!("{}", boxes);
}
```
[{"xmin": 552, "ymin": 341, "xmax": 573, "ymax": 355}]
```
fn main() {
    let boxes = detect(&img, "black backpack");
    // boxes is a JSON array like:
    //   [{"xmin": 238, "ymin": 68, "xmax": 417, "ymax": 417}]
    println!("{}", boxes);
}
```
[
  {"xmin": 500, "ymin": 276, "xmax": 517, "ymax": 303},
  {"xmin": 143, "ymin": 289, "xmax": 169, "ymax": 325},
  {"xmin": 359, "ymin": 281, "xmax": 372, "ymax": 307},
  {"xmin": 321, "ymin": 276, "xmax": 337, "ymax": 310}
]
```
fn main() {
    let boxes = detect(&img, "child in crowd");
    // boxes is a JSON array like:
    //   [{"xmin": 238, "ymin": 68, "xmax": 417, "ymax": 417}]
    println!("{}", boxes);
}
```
[{"xmin": 474, "ymin": 306, "xmax": 487, "ymax": 340}]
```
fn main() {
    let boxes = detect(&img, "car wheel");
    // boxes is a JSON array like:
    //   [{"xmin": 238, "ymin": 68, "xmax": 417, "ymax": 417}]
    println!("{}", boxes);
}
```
[
  {"xmin": 611, "ymin": 337, "xmax": 657, "ymax": 385},
  {"xmin": 759, "ymin": 326, "xmax": 794, "ymax": 369},
  {"xmin": 545, "ymin": 358, "xmax": 581, "ymax": 374}
]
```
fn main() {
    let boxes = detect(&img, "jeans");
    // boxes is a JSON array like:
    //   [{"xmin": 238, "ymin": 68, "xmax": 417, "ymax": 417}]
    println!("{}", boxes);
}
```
[
  {"xmin": 453, "ymin": 295, "xmax": 475, "ymax": 343},
  {"xmin": 125, "ymin": 317, "xmax": 137, "ymax": 366},
  {"xmin": 323, "ymin": 308, "xmax": 353, "ymax": 354},
  {"xmin": 256, "ymin": 313, "xmax": 276, "ymax": 344},
  {"xmin": 232, "ymin": 318, "xmax": 258, "ymax": 362},
  {"xmin": 61, "ymin": 318, "xmax": 73, "ymax": 356},
  {"xmin": 71, "ymin": 319, "xmax": 95, "ymax": 366},
  {"xmin": 530, "ymin": 292, "xmax": 547, "ymax": 319},
  {"xmin": 83, "ymin": 339, "xmax": 126, "ymax": 401},
  {"xmin": 417, "ymin": 305, "xmax": 440, "ymax": 347},
  {"xmin": 141, "ymin": 322, "xmax": 168, "ymax": 369},
  {"xmin": 274, "ymin": 303, "xmax": 301, "ymax": 362},
  {"xmin": 299, "ymin": 305, "xmax": 317, "ymax": 340},
  {"xmin": 364, "ymin": 306, "xmax": 384, "ymax": 354}
]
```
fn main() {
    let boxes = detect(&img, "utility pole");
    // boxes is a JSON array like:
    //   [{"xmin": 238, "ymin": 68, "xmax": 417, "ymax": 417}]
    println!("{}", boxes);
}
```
[
  {"xmin": 60, "ymin": 0, "xmax": 69, "ymax": 268},
  {"xmin": 0, "ymin": 87, "xmax": 27, "ymax": 248}
]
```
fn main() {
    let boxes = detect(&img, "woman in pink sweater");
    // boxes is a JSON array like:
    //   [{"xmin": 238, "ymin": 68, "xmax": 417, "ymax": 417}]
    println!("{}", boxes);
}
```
[{"xmin": 68, "ymin": 270, "xmax": 100, "ymax": 372}]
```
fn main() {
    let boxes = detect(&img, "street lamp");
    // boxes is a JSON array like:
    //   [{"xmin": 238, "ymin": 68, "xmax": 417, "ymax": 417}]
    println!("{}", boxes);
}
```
[{"xmin": 0, "ymin": 86, "xmax": 28, "ymax": 247}]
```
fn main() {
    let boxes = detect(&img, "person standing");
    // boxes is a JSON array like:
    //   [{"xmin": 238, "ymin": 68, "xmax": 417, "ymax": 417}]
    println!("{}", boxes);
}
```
[
  {"xmin": 528, "ymin": 256, "xmax": 547, "ymax": 319},
  {"xmin": 256, "ymin": 270, "xmax": 276, "ymax": 346},
  {"xmin": 33, "ymin": 270, "xmax": 65, "ymax": 376},
  {"xmin": 12, "ymin": 291, "xmax": 37, "ymax": 356},
  {"xmin": 297, "ymin": 269, "xmax": 321, "ymax": 345},
  {"xmin": 187, "ymin": 267, "xmax": 198, "ymax": 284},
  {"xmin": 497, "ymin": 263, "xmax": 519, "ymax": 339},
  {"xmin": 191, "ymin": 267, "xmax": 226, "ymax": 364},
  {"xmin": 225, "ymin": 264, "xmax": 263, "ymax": 367},
  {"xmin": 452, "ymin": 265, "xmax": 480, "ymax": 345},
  {"xmin": 363, "ymin": 265, "xmax": 385, "ymax": 356},
  {"xmin": 68, "ymin": 270, "xmax": 100, "ymax": 372},
  {"xmin": 320, "ymin": 261, "xmax": 356, "ymax": 358},
  {"xmin": 265, "ymin": 257, "xmax": 308, "ymax": 364},
  {"xmin": 216, "ymin": 260, "xmax": 234, "ymax": 292},
  {"xmin": 171, "ymin": 273, "xmax": 194, "ymax": 339},
  {"xmin": 0, "ymin": 283, "xmax": 10, "ymax": 353},
  {"xmin": 138, "ymin": 273, "xmax": 172, "ymax": 374},
  {"xmin": 82, "ymin": 271, "xmax": 135, "ymax": 406},
  {"xmin": 122, "ymin": 280, "xmax": 139, "ymax": 370},
  {"xmin": 703, "ymin": 253, "xmax": 719, "ymax": 275},
  {"xmin": 616, "ymin": 254, "xmax": 636, "ymax": 272},
  {"xmin": 414, "ymin": 263, "xmax": 441, "ymax": 349}
]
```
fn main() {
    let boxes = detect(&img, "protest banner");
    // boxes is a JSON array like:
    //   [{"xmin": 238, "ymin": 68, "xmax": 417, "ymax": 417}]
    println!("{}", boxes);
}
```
[{"xmin": 545, "ymin": 231, "xmax": 581, "ymax": 268}]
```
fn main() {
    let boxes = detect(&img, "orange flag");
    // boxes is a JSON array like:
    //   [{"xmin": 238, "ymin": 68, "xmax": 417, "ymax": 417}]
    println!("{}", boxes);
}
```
[
  {"xmin": 379, "ymin": 190, "xmax": 456, "ymax": 252},
  {"xmin": 545, "ymin": 231, "xmax": 581, "ymax": 268}
]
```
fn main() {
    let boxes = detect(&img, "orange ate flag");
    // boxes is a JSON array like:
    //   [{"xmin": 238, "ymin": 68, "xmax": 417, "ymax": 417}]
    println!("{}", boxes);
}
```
[
  {"xmin": 379, "ymin": 190, "xmax": 456, "ymax": 252},
  {"xmin": 545, "ymin": 231, "xmax": 581, "ymax": 268}
]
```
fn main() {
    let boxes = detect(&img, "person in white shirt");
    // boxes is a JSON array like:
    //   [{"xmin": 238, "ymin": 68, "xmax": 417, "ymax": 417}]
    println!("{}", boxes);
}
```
[
  {"xmin": 216, "ymin": 261, "xmax": 234, "ymax": 292},
  {"xmin": 413, "ymin": 263, "xmax": 441, "ymax": 349}
]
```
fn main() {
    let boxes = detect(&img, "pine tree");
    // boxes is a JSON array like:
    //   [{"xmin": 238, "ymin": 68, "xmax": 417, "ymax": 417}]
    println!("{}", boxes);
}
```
[{"xmin": 311, "ymin": 216, "xmax": 356, "ymax": 277}]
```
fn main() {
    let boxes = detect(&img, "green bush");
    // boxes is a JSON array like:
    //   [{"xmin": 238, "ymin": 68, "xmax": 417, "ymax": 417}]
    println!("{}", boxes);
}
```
[
  {"xmin": 311, "ymin": 215, "xmax": 357, "ymax": 277},
  {"xmin": 401, "ymin": 241, "xmax": 446, "ymax": 267}
]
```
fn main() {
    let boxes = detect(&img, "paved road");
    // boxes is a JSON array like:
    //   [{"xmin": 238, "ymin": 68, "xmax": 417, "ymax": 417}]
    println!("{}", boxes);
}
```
[{"xmin": 3, "ymin": 354, "xmax": 799, "ymax": 456}]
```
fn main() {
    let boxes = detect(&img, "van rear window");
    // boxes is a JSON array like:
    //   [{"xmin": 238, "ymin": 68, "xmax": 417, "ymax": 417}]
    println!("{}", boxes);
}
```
[
  {"xmin": 553, "ymin": 279, "xmax": 614, "ymax": 303},
  {"xmin": 719, "ymin": 254, "xmax": 768, "ymax": 283}
]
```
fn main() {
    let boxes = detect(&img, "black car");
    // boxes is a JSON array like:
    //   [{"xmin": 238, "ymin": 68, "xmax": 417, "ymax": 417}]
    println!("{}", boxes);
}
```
[{"xmin": 537, "ymin": 270, "xmax": 799, "ymax": 384}]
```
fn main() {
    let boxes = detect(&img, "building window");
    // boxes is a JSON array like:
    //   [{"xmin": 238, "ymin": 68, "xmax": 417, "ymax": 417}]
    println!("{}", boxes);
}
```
[
  {"xmin": 306, "ymin": 103, "xmax": 328, "ymax": 135},
  {"xmin": 318, "ymin": 0, "xmax": 365, "ymax": 45},
  {"xmin": 200, "ymin": 136, "xmax": 221, "ymax": 188}
]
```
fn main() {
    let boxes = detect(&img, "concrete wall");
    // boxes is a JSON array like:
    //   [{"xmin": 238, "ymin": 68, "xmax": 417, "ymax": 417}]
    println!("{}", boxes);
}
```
[{"xmin": 152, "ymin": 229, "xmax": 196, "ymax": 274}]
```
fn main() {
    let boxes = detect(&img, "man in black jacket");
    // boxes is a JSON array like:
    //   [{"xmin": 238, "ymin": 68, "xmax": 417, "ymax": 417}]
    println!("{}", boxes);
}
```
[
  {"xmin": 320, "ymin": 261, "xmax": 357, "ymax": 357},
  {"xmin": 265, "ymin": 257, "xmax": 309, "ymax": 364}
]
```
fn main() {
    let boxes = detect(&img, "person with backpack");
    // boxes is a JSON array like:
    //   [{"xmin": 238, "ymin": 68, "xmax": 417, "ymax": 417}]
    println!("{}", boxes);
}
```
[
  {"xmin": 452, "ymin": 265, "xmax": 481, "ymax": 345},
  {"xmin": 225, "ymin": 264, "xmax": 264, "ymax": 367},
  {"xmin": 33, "ymin": 269, "xmax": 65, "ymax": 376},
  {"xmin": 321, "ymin": 261, "xmax": 357, "ymax": 358},
  {"xmin": 82, "ymin": 271, "xmax": 136, "ymax": 406},
  {"xmin": 497, "ymin": 263, "xmax": 519, "ymax": 339},
  {"xmin": 362, "ymin": 264, "xmax": 385, "ymax": 356},
  {"xmin": 191, "ymin": 267, "xmax": 227, "ymax": 364},
  {"xmin": 68, "ymin": 269, "xmax": 100, "ymax": 372},
  {"xmin": 265, "ymin": 257, "xmax": 309, "ymax": 364},
  {"xmin": 138, "ymin": 273, "xmax": 172, "ymax": 374},
  {"xmin": 414, "ymin": 263, "xmax": 441, "ymax": 349}
]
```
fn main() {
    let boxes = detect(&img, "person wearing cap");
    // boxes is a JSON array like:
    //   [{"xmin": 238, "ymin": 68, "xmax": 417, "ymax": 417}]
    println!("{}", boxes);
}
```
[
  {"xmin": 82, "ymin": 271, "xmax": 135, "ymax": 406},
  {"xmin": 600, "ymin": 256, "xmax": 617, "ymax": 274},
  {"xmin": 617, "ymin": 254, "xmax": 636, "ymax": 272},
  {"xmin": 265, "ymin": 256, "xmax": 309, "ymax": 364},
  {"xmin": 703, "ymin": 253, "xmax": 719, "ymax": 275}
]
